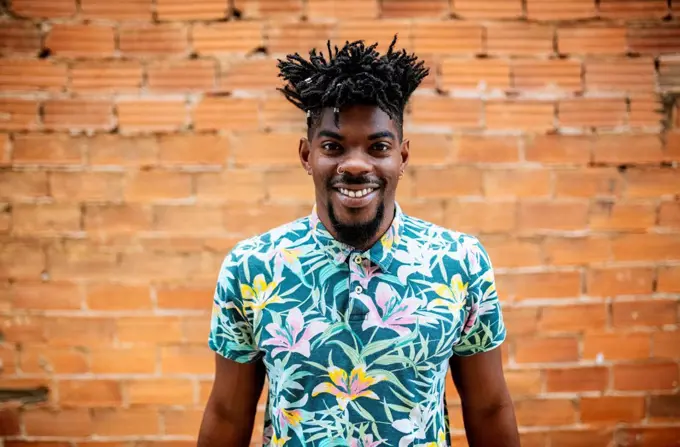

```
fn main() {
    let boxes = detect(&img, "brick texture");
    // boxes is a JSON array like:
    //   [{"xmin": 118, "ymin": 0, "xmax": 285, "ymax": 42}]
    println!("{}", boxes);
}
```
[{"xmin": 1, "ymin": 2, "xmax": 678, "ymax": 447}]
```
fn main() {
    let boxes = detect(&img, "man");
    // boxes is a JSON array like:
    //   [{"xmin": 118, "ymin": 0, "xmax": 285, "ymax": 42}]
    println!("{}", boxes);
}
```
[{"xmin": 198, "ymin": 37, "xmax": 520, "ymax": 447}]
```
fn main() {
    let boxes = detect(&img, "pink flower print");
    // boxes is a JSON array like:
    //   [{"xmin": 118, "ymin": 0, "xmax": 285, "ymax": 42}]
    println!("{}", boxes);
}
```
[
  {"xmin": 263, "ymin": 308, "xmax": 328, "ymax": 358},
  {"xmin": 462, "ymin": 301, "xmax": 478, "ymax": 335},
  {"xmin": 357, "ymin": 282, "xmax": 420, "ymax": 336},
  {"xmin": 312, "ymin": 364, "xmax": 385, "ymax": 410},
  {"xmin": 350, "ymin": 434, "xmax": 385, "ymax": 447},
  {"xmin": 350, "ymin": 258, "xmax": 381, "ymax": 289}
]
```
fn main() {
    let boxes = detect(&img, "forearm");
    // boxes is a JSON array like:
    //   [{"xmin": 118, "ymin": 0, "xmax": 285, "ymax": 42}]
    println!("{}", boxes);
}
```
[
  {"xmin": 461, "ymin": 400, "xmax": 520, "ymax": 447},
  {"xmin": 197, "ymin": 404, "xmax": 257, "ymax": 447}
]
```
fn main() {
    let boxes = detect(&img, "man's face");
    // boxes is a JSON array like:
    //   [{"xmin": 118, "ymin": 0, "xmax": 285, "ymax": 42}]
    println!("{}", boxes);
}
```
[{"xmin": 299, "ymin": 105, "xmax": 409, "ymax": 248}]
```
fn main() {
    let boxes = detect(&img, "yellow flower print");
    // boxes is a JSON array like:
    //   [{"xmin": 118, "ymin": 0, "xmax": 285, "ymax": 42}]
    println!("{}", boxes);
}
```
[
  {"xmin": 281, "ymin": 408, "xmax": 302, "ymax": 427},
  {"xmin": 428, "ymin": 273, "xmax": 467, "ymax": 312},
  {"xmin": 240, "ymin": 273, "xmax": 281, "ymax": 311},
  {"xmin": 271, "ymin": 434, "xmax": 290, "ymax": 447},
  {"xmin": 312, "ymin": 364, "xmax": 385, "ymax": 410}
]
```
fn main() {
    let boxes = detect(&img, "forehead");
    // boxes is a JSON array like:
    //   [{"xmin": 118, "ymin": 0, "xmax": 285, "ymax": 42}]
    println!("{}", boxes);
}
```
[{"xmin": 313, "ymin": 105, "xmax": 398, "ymax": 138}]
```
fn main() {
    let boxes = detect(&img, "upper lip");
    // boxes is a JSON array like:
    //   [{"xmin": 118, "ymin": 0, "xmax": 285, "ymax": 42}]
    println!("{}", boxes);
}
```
[{"xmin": 334, "ymin": 184, "xmax": 380, "ymax": 191}]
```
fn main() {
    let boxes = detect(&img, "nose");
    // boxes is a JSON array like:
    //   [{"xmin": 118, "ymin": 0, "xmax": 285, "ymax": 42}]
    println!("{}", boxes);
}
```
[{"xmin": 338, "ymin": 151, "xmax": 372, "ymax": 177}]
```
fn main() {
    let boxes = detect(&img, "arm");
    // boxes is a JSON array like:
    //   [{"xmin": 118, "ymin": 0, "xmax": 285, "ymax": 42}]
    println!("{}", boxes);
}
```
[
  {"xmin": 197, "ymin": 353, "xmax": 266, "ymax": 447},
  {"xmin": 449, "ymin": 348, "xmax": 520, "ymax": 447}
]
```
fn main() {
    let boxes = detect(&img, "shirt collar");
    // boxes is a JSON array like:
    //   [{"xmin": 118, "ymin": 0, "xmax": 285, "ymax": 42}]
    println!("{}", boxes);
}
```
[{"xmin": 309, "ymin": 202, "xmax": 405, "ymax": 272}]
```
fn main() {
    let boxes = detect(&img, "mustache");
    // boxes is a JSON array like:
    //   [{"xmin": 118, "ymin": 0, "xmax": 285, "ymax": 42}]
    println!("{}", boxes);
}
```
[{"xmin": 329, "ymin": 173, "xmax": 385, "ymax": 187}]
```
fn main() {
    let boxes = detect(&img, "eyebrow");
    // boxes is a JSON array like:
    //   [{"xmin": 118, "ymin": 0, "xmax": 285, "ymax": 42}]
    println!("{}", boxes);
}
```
[
  {"xmin": 317, "ymin": 130, "xmax": 344, "ymax": 141},
  {"xmin": 316, "ymin": 130, "xmax": 397, "ymax": 141},
  {"xmin": 368, "ymin": 130, "xmax": 396, "ymax": 140}
]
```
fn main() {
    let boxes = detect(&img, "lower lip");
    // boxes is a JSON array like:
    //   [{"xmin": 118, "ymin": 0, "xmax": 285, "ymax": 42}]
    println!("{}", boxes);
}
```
[{"xmin": 334, "ymin": 189, "xmax": 378, "ymax": 208}]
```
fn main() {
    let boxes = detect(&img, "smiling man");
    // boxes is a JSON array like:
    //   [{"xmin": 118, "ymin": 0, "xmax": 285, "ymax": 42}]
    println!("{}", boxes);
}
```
[{"xmin": 198, "ymin": 37, "xmax": 520, "ymax": 447}]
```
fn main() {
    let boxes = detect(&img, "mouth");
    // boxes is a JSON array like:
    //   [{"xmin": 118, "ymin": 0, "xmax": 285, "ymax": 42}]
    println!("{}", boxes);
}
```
[
  {"xmin": 332, "ymin": 184, "xmax": 380, "ymax": 209},
  {"xmin": 336, "ymin": 187, "xmax": 377, "ymax": 198}
]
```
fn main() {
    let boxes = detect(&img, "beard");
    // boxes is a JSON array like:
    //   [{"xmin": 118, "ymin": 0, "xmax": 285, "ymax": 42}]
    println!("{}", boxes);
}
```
[{"xmin": 327, "ymin": 198, "xmax": 385, "ymax": 249}]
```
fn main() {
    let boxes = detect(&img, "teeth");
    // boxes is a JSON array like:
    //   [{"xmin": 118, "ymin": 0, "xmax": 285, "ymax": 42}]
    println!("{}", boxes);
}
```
[{"xmin": 339, "ymin": 188, "xmax": 374, "ymax": 198}]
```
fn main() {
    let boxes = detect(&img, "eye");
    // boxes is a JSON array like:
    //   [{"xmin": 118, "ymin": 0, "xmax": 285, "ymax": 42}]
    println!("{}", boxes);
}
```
[
  {"xmin": 372, "ymin": 142, "xmax": 391, "ymax": 152},
  {"xmin": 321, "ymin": 141, "xmax": 342, "ymax": 152}
]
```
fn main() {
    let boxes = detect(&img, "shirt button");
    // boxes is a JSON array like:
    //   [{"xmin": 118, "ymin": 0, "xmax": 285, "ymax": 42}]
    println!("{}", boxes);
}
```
[
  {"xmin": 353, "ymin": 255, "xmax": 363, "ymax": 264},
  {"xmin": 354, "ymin": 285, "xmax": 363, "ymax": 294}
]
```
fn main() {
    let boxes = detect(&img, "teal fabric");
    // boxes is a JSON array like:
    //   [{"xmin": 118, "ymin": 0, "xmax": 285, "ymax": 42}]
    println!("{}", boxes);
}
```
[{"xmin": 209, "ymin": 203, "xmax": 506, "ymax": 447}]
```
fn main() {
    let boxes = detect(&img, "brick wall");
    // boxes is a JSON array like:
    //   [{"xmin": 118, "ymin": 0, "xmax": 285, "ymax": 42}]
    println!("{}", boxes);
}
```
[{"xmin": 1, "ymin": 0, "xmax": 679, "ymax": 445}]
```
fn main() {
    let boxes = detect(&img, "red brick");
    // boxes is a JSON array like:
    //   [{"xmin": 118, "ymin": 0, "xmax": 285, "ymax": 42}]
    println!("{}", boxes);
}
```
[
  {"xmin": 628, "ymin": 93, "xmax": 663, "ymax": 128},
  {"xmin": 599, "ymin": 0, "xmax": 668, "ymax": 18},
  {"xmin": 13, "ymin": 134, "xmax": 82, "ymax": 165},
  {"xmin": 658, "ymin": 265, "xmax": 680, "ymax": 293},
  {"xmin": 116, "ymin": 316, "xmax": 182, "ymax": 344},
  {"xmin": 586, "ymin": 58, "xmax": 655, "ymax": 92},
  {"xmin": 589, "ymin": 201, "xmax": 656, "ymax": 231},
  {"xmin": 555, "ymin": 168, "xmax": 623, "ymax": 198},
  {"xmin": 653, "ymin": 331, "xmax": 679, "ymax": 359},
  {"xmin": 659, "ymin": 56, "xmax": 680, "ymax": 91},
  {"xmin": 558, "ymin": 27, "xmax": 627, "ymax": 55},
  {"xmin": 163, "ymin": 409, "xmax": 204, "ymax": 436},
  {"xmin": 613, "ymin": 362, "xmax": 678, "ymax": 391},
  {"xmin": 0, "ymin": 240, "xmax": 46, "ymax": 280},
  {"xmin": 12, "ymin": 204, "xmax": 80, "ymax": 235},
  {"xmin": 81, "ymin": 0, "xmax": 152, "ymax": 19},
  {"xmin": 157, "ymin": 0, "xmax": 228, "ymax": 19},
  {"xmin": 587, "ymin": 267, "xmax": 654, "ymax": 297},
  {"xmin": 403, "ymin": 134, "xmax": 450, "ymax": 166},
  {"xmin": 231, "ymin": 132, "xmax": 300, "ymax": 167},
  {"xmin": 193, "ymin": 22, "xmax": 263, "ymax": 55},
  {"xmin": 625, "ymin": 168, "xmax": 680, "ymax": 198},
  {"xmin": 484, "ymin": 170, "xmax": 551, "ymax": 198},
  {"xmin": 453, "ymin": 135, "xmax": 519, "ymax": 163},
  {"xmin": 234, "ymin": 0, "xmax": 302, "ymax": 18},
  {"xmin": 127, "ymin": 379, "xmax": 194, "ymax": 405},
  {"xmin": 0, "ymin": 343, "xmax": 18, "ymax": 374},
  {"xmin": 84, "ymin": 204, "xmax": 153, "ymax": 234},
  {"xmin": 616, "ymin": 427, "xmax": 680, "ymax": 447},
  {"xmin": 148, "ymin": 60, "xmax": 216, "ymax": 93},
  {"xmin": 87, "ymin": 134, "xmax": 158, "ymax": 167},
  {"xmin": 46, "ymin": 24, "xmax": 115, "ymax": 57},
  {"xmin": 194, "ymin": 97, "xmax": 259, "ymax": 131},
  {"xmin": 335, "ymin": 20, "xmax": 413, "ymax": 54},
  {"xmin": 486, "ymin": 24, "xmax": 554, "ymax": 56},
  {"xmin": 539, "ymin": 303, "xmax": 607, "ymax": 332},
  {"xmin": 265, "ymin": 170, "xmax": 315, "ymax": 202},
  {"xmin": 515, "ymin": 336, "xmax": 578, "ymax": 363},
  {"xmin": 50, "ymin": 172, "xmax": 123, "ymax": 202},
  {"xmin": 453, "ymin": 0, "xmax": 522, "ymax": 18},
  {"xmin": 512, "ymin": 59, "xmax": 582, "ymax": 92},
  {"xmin": 156, "ymin": 285, "xmax": 212, "ymax": 310},
  {"xmin": 500, "ymin": 307, "xmax": 539, "ymax": 336},
  {"xmin": 525, "ymin": 135, "xmax": 590, "ymax": 165},
  {"xmin": 158, "ymin": 134, "xmax": 228, "ymax": 166},
  {"xmin": 119, "ymin": 24, "xmax": 187, "ymax": 56},
  {"xmin": 161, "ymin": 345, "xmax": 212, "ymax": 374},
  {"xmin": 43, "ymin": 316, "xmax": 116, "ymax": 347},
  {"xmin": 413, "ymin": 22, "xmax": 483, "ymax": 55},
  {"xmin": 91, "ymin": 347, "xmax": 156, "ymax": 374},
  {"xmin": 440, "ymin": 58, "xmax": 510, "ymax": 91},
  {"xmin": 261, "ymin": 95, "xmax": 306, "ymax": 130},
  {"xmin": 445, "ymin": 201, "xmax": 516, "ymax": 233},
  {"xmin": 195, "ymin": 170, "xmax": 266, "ymax": 203},
  {"xmin": 649, "ymin": 395, "xmax": 680, "ymax": 419},
  {"xmin": 486, "ymin": 101, "xmax": 554, "ymax": 131},
  {"xmin": 0, "ymin": 314, "xmax": 46, "ymax": 342},
  {"xmin": 154, "ymin": 205, "xmax": 224, "ymax": 233},
  {"xmin": 559, "ymin": 98, "xmax": 627, "ymax": 129},
  {"xmin": 307, "ymin": 0, "xmax": 379, "ymax": 19},
  {"xmin": 0, "ymin": 23, "xmax": 41, "ymax": 56},
  {"xmin": 0, "ymin": 409, "xmax": 20, "ymax": 436},
  {"xmin": 47, "ymin": 240, "xmax": 120, "ymax": 281},
  {"xmin": 0, "ymin": 172, "xmax": 48, "ymax": 200},
  {"xmin": 20, "ymin": 345, "xmax": 87, "ymax": 374},
  {"xmin": 409, "ymin": 96, "xmax": 482, "ymax": 129},
  {"xmin": 92, "ymin": 408, "xmax": 160, "ymax": 436},
  {"xmin": 11, "ymin": 0, "xmax": 76, "ymax": 18},
  {"xmin": 515, "ymin": 399, "xmax": 577, "ymax": 427},
  {"xmin": 414, "ymin": 167, "xmax": 482, "ymax": 198},
  {"xmin": 124, "ymin": 171, "xmax": 192, "ymax": 202},
  {"xmin": 482, "ymin": 238, "xmax": 543, "ymax": 268},
  {"xmin": 612, "ymin": 299, "xmax": 677, "ymax": 328},
  {"xmin": 527, "ymin": 0, "xmax": 596, "ymax": 19},
  {"xmin": 612, "ymin": 233, "xmax": 680, "ymax": 261},
  {"xmin": 182, "ymin": 316, "xmax": 210, "ymax": 343},
  {"xmin": 44, "ymin": 99, "xmax": 113, "ymax": 132},
  {"xmin": 381, "ymin": 0, "xmax": 448, "ymax": 17},
  {"xmin": 0, "ymin": 99, "xmax": 39, "ymax": 131},
  {"xmin": 512, "ymin": 271, "xmax": 581, "ymax": 301},
  {"xmin": 59, "ymin": 380, "xmax": 122, "ymax": 407},
  {"xmin": 11, "ymin": 281, "xmax": 81, "ymax": 311},
  {"xmin": 71, "ymin": 61, "xmax": 143, "ymax": 93},
  {"xmin": 224, "ymin": 203, "xmax": 307, "ymax": 236},
  {"xmin": 546, "ymin": 367, "xmax": 608, "ymax": 392},
  {"xmin": 220, "ymin": 58, "xmax": 279, "ymax": 92},
  {"xmin": 24, "ymin": 409, "xmax": 92, "ymax": 437},
  {"xmin": 627, "ymin": 25, "xmax": 680, "ymax": 55},
  {"xmin": 582, "ymin": 396, "xmax": 645, "ymax": 424},
  {"xmin": 0, "ymin": 59, "xmax": 67, "ymax": 92},
  {"xmin": 592, "ymin": 134, "xmax": 665, "ymax": 164},
  {"xmin": 118, "ymin": 100, "xmax": 187, "ymax": 132},
  {"xmin": 583, "ymin": 331, "xmax": 650, "ymax": 361},
  {"xmin": 519, "ymin": 201, "xmax": 588, "ymax": 232},
  {"xmin": 267, "ymin": 23, "xmax": 334, "ymax": 55},
  {"xmin": 503, "ymin": 370, "xmax": 542, "ymax": 396},
  {"xmin": 87, "ymin": 283, "xmax": 151, "ymax": 311}
]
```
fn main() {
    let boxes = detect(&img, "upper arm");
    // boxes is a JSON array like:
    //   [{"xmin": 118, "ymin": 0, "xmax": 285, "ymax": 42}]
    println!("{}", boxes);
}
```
[
  {"xmin": 449, "ymin": 346, "xmax": 510, "ymax": 411},
  {"xmin": 206, "ymin": 353, "xmax": 266, "ymax": 421}
]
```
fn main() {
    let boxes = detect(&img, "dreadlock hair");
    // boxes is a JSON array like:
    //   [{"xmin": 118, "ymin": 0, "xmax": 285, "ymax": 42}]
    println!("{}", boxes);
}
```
[{"xmin": 276, "ymin": 35, "xmax": 429, "ymax": 140}]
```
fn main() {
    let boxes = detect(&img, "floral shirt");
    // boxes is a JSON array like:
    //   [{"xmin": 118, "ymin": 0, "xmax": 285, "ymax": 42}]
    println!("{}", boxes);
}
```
[{"xmin": 209, "ymin": 203, "xmax": 506, "ymax": 447}]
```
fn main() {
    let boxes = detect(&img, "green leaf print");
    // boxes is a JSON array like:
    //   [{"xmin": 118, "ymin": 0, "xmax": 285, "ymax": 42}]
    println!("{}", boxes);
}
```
[
  {"xmin": 373, "ymin": 369, "xmax": 415, "ymax": 398},
  {"xmin": 383, "ymin": 399, "xmax": 394, "ymax": 422},
  {"xmin": 351, "ymin": 401, "xmax": 376, "ymax": 422}
]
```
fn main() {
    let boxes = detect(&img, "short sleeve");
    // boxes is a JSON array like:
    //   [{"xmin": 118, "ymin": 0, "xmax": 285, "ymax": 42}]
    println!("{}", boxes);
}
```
[
  {"xmin": 208, "ymin": 248, "xmax": 262, "ymax": 363},
  {"xmin": 452, "ymin": 237, "xmax": 507, "ymax": 356}
]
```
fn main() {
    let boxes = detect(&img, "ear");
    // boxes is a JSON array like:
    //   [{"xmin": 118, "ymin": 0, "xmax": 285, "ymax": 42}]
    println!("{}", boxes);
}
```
[
  {"xmin": 400, "ymin": 138, "xmax": 410, "ymax": 173},
  {"xmin": 299, "ymin": 137, "xmax": 312, "ymax": 175}
]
